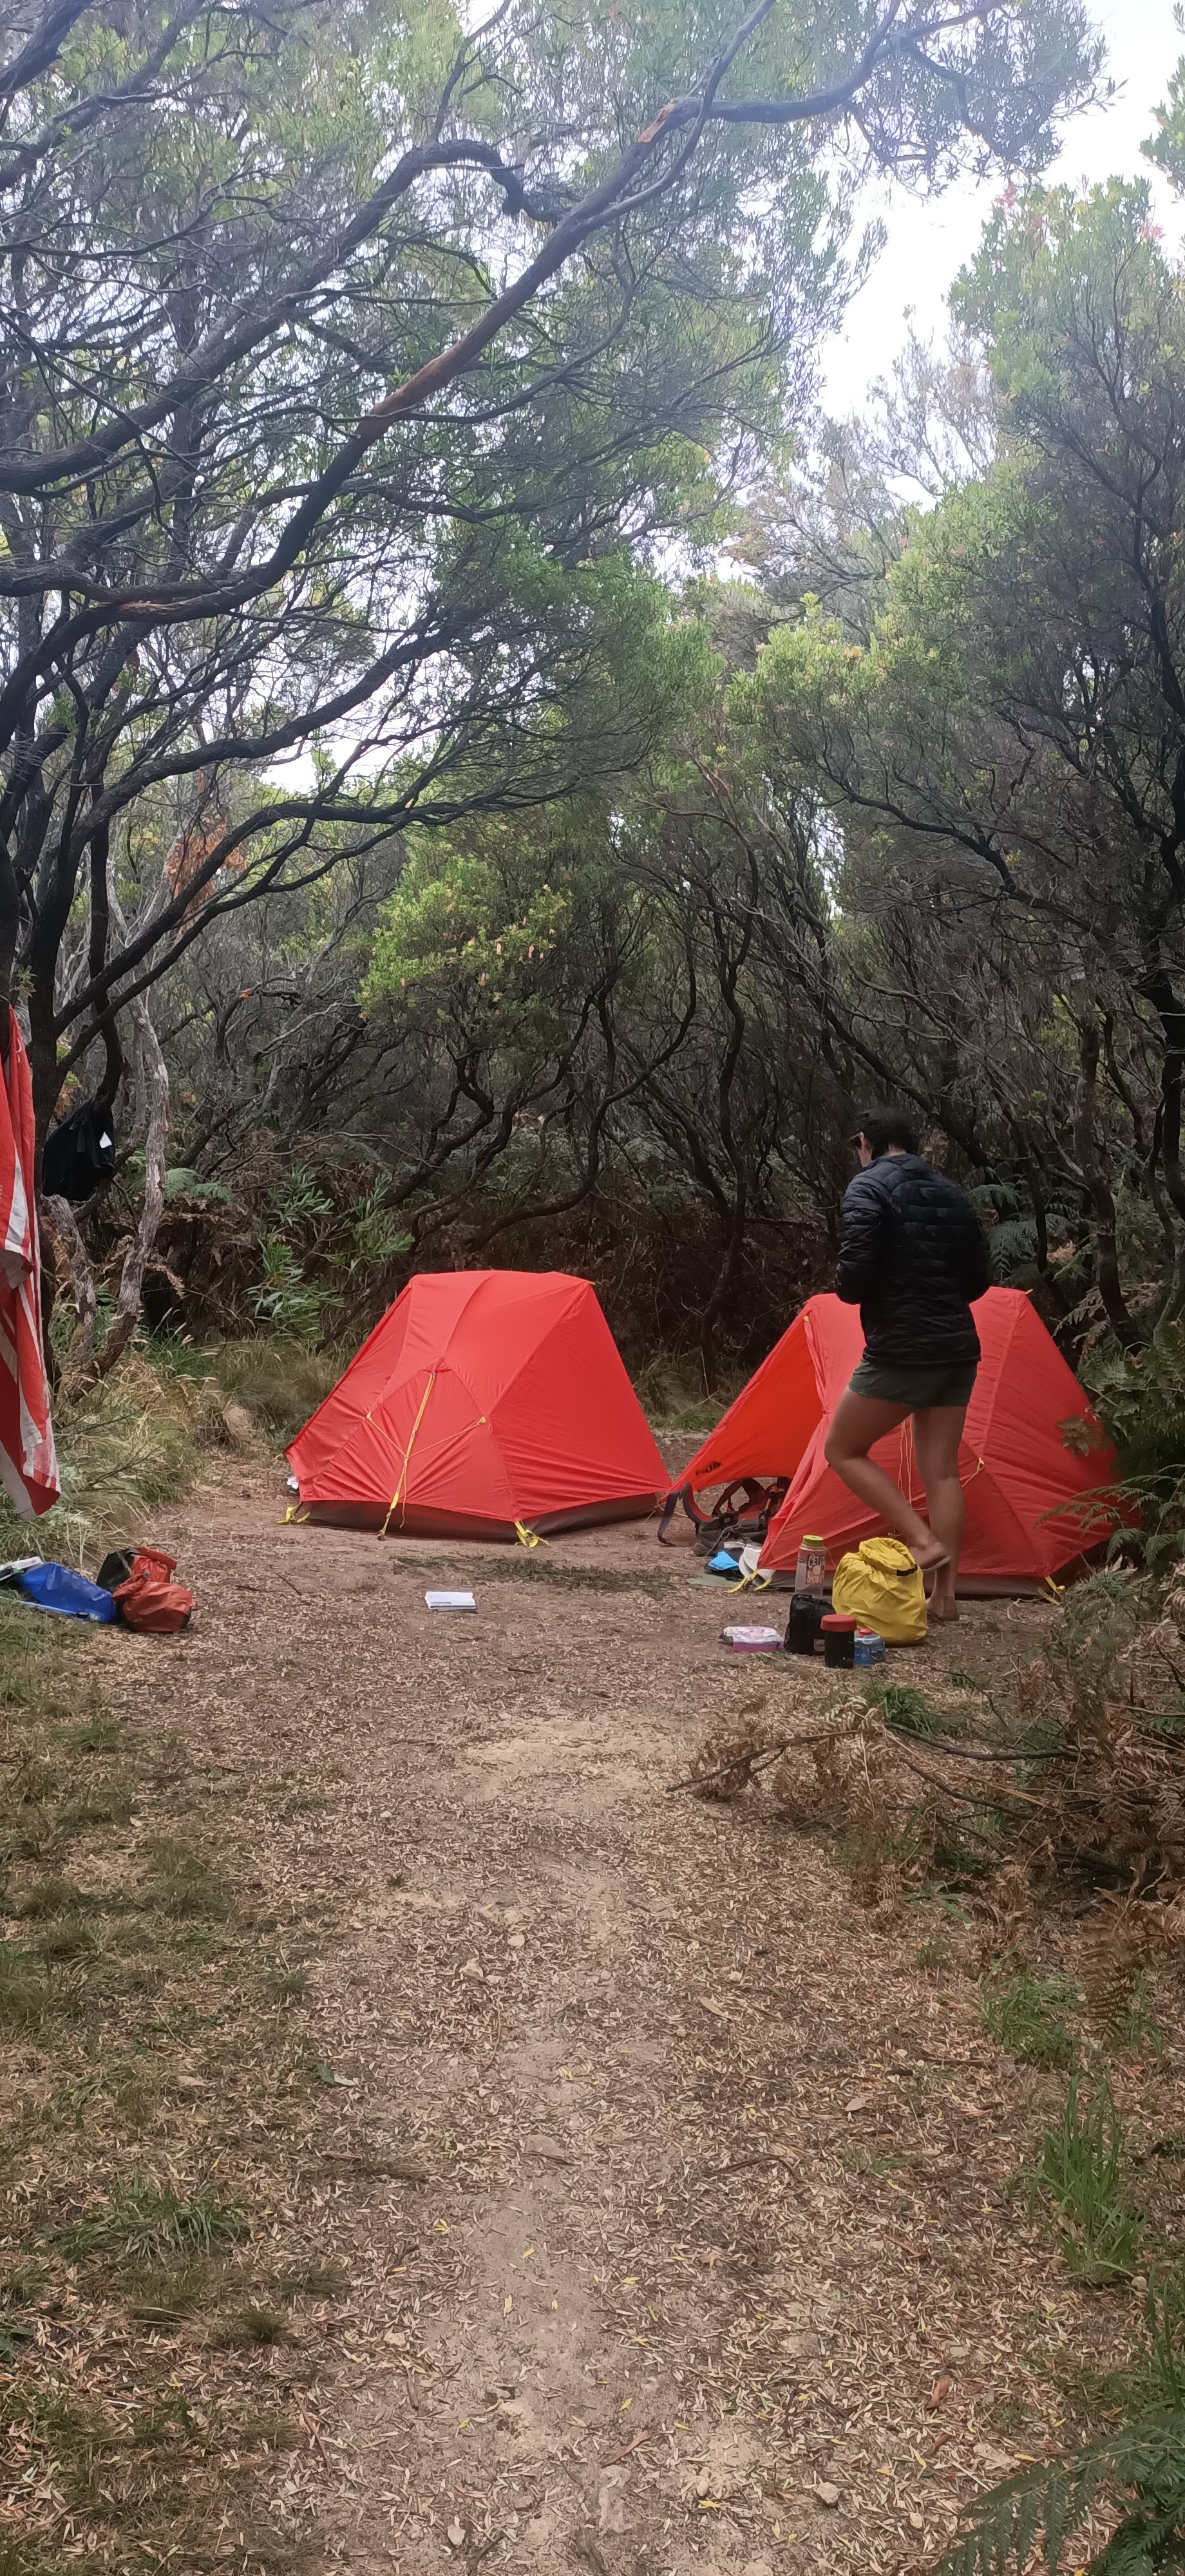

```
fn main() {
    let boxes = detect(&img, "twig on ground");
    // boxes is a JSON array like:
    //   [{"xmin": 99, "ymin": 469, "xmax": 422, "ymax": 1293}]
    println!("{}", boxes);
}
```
[
  {"xmin": 703, "ymin": 2146, "xmax": 797, "ymax": 2178},
  {"xmin": 602, "ymin": 2431, "xmax": 654, "ymax": 2465},
  {"xmin": 467, "ymin": 2533, "xmax": 504, "ymax": 2570}
]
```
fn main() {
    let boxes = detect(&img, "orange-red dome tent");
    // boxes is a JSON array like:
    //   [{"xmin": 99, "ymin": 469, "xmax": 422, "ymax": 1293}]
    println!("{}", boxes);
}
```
[
  {"xmin": 287, "ymin": 1269, "xmax": 667, "ymax": 1540},
  {"xmin": 672, "ymin": 1289, "xmax": 1119, "ymax": 1588}
]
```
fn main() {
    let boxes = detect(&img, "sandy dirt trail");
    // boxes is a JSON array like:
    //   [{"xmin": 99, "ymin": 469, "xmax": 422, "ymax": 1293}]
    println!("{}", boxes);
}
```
[{"xmin": 107, "ymin": 1466, "xmax": 1079, "ymax": 2576}]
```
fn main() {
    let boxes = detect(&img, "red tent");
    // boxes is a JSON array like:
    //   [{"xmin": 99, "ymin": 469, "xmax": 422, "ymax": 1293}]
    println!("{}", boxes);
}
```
[
  {"xmin": 678, "ymin": 1289, "xmax": 1118, "ymax": 1586},
  {"xmin": 287, "ymin": 1269, "xmax": 667, "ymax": 1539}
]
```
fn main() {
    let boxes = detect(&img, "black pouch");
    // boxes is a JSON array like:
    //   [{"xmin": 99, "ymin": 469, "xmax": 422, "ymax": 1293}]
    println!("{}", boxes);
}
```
[
  {"xmin": 96, "ymin": 1547, "xmax": 137, "ymax": 1595},
  {"xmin": 43, "ymin": 1101, "xmax": 117, "ymax": 1202}
]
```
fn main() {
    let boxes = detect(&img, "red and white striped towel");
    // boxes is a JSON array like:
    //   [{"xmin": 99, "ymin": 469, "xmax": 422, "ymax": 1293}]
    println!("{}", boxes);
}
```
[{"xmin": 0, "ymin": 1010, "xmax": 59, "ymax": 1517}]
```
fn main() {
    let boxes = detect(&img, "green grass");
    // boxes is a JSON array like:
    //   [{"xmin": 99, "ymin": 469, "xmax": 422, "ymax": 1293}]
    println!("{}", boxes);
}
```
[
  {"xmin": 980, "ymin": 1966, "xmax": 1081, "ymax": 2066},
  {"xmin": 0, "ymin": 1359, "xmax": 205, "ymax": 1567},
  {"xmin": 145, "ymin": 1837, "xmax": 234, "ymax": 1921},
  {"xmin": 0, "ymin": 1942, "xmax": 53, "ymax": 2029},
  {"xmin": 1108, "ymin": 1968, "xmax": 1164, "ymax": 2059},
  {"xmin": 125, "ymin": 2259, "xmax": 213, "ymax": 2322},
  {"xmin": 0, "ymin": 1427, "xmax": 334, "ymax": 2576},
  {"xmin": 171, "ymin": 1334, "xmax": 341, "ymax": 1439},
  {"xmin": 222, "ymin": 2302, "xmax": 291, "ymax": 2347},
  {"xmin": 13, "ymin": 1878, "xmax": 89, "ymax": 1920},
  {"xmin": 54, "ymin": 2179, "xmax": 249, "ymax": 2266},
  {"xmin": 864, "ymin": 1679, "xmax": 951, "ymax": 1738},
  {"xmin": 1029, "ymin": 2073, "xmax": 1145, "ymax": 2284}
]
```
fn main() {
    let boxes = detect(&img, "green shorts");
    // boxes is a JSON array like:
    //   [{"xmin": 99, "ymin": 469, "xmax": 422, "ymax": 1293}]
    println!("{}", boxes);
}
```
[{"xmin": 848, "ymin": 1354, "xmax": 978, "ymax": 1410}]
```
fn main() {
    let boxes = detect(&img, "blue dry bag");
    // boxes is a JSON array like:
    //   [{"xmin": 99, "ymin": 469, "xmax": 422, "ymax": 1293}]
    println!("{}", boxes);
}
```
[{"xmin": 17, "ymin": 1562, "xmax": 117, "ymax": 1623}]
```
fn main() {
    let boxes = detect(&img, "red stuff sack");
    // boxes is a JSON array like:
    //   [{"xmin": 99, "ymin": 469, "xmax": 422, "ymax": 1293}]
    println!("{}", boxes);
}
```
[{"xmin": 111, "ymin": 1547, "xmax": 193, "ymax": 1634}]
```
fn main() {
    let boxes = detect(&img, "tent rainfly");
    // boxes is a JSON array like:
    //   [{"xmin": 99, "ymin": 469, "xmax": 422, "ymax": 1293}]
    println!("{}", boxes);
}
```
[
  {"xmin": 674, "ymin": 1289, "xmax": 1119, "ymax": 1588},
  {"xmin": 287, "ymin": 1269, "xmax": 667, "ymax": 1540}
]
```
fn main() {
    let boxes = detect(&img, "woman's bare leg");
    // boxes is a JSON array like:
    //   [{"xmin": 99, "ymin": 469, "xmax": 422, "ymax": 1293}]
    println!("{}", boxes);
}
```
[
  {"xmin": 911, "ymin": 1404, "xmax": 971, "ymax": 1619},
  {"xmin": 824, "ymin": 1390, "xmax": 947, "ymax": 1570}
]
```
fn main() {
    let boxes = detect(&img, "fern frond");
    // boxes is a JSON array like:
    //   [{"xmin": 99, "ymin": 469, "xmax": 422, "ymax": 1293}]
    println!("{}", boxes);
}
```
[{"xmin": 935, "ymin": 2412, "xmax": 1185, "ymax": 2576}]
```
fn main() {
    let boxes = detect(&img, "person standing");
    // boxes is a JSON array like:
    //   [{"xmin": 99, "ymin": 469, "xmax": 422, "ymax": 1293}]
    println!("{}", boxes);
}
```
[{"xmin": 823, "ymin": 1106, "xmax": 991, "ymax": 1622}]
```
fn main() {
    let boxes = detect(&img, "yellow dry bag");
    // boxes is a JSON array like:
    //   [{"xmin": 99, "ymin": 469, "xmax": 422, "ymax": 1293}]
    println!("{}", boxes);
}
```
[{"xmin": 831, "ymin": 1535, "xmax": 927, "ymax": 1645}]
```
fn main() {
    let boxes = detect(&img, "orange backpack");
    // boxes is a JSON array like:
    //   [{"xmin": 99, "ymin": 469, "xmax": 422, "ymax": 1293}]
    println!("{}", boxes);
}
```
[{"xmin": 112, "ymin": 1548, "xmax": 194, "ymax": 1634}]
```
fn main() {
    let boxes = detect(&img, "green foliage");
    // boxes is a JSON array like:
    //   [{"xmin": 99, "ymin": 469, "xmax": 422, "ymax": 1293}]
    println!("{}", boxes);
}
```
[
  {"xmin": 251, "ymin": 1169, "xmax": 411, "ymax": 1344},
  {"xmin": 1073, "ymin": 1332, "xmax": 1185, "ymax": 1569},
  {"xmin": 269, "ymin": 1170, "xmax": 333, "ymax": 1229},
  {"xmin": 1028, "ymin": 2072, "xmax": 1144, "ymax": 2284},
  {"xmin": 0, "ymin": 1363, "xmax": 205, "ymax": 1567},
  {"xmin": 329, "ymin": 1180, "xmax": 411, "ymax": 1278},
  {"xmin": 213, "ymin": 1340, "xmax": 340, "ymax": 1437},
  {"xmin": 980, "ymin": 1965, "xmax": 1080, "ymax": 2065},
  {"xmin": 126, "ymin": 1154, "xmax": 231, "ymax": 1206},
  {"xmin": 1146, "ymin": 49, "xmax": 1185, "ymax": 190},
  {"xmin": 864, "ymin": 1680, "xmax": 940, "ymax": 1738},
  {"xmin": 938, "ymin": 2267, "xmax": 1185, "ymax": 2571},
  {"xmin": 936, "ymin": 2412, "xmax": 1185, "ymax": 2573},
  {"xmin": 253, "ymin": 1239, "xmax": 333, "ymax": 1343},
  {"xmin": 726, "ymin": 178, "xmax": 1185, "ymax": 1367},
  {"xmin": 1108, "ymin": 1973, "xmax": 1164, "ymax": 2061}
]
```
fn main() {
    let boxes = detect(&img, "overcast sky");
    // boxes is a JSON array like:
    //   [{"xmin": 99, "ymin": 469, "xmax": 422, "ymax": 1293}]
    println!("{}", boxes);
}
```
[{"xmin": 820, "ymin": 0, "xmax": 1184, "ymax": 415}]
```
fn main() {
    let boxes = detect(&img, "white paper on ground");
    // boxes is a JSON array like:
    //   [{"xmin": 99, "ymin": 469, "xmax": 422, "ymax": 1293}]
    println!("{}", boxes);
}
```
[{"xmin": 425, "ymin": 1589, "xmax": 477, "ymax": 1611}]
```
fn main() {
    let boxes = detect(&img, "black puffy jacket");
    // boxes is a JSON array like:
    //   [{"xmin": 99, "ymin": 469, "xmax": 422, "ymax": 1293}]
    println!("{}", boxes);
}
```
[{"xmin": 836, "ymin": 1153, "xmax": 991, "ymax": 1367}]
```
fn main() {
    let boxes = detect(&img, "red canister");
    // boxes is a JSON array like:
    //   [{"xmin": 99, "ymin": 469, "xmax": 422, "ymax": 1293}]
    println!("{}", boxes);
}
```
[{"xmin": 820, "ymin": 1612, "xmax": 858, "ymax": 1669}]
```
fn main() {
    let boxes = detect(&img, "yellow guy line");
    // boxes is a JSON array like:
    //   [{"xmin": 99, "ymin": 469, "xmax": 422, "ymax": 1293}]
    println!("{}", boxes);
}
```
[{"xmin": 380, "ymin": 1372, "xmax": 437, "ymax": 1537}]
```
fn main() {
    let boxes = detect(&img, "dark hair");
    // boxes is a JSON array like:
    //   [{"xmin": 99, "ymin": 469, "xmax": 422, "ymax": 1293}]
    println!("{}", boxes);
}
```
[{"xmin": 856, "ymin": 1104, "xmax": 918, "ymax": 1159}]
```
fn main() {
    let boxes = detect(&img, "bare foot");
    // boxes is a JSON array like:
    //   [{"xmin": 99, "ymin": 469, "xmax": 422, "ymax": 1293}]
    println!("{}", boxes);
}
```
[
  {"xmin": 908, "ymin": 1535, "xmax": 949, "ymax": 1576},
  {"xmin": 927, "ymin": 1596, "xmax": 960, "ymax": 1622}
]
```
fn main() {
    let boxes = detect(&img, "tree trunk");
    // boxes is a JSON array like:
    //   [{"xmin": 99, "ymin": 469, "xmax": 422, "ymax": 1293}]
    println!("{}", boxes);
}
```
[
  {"xmin": 1140, "ymin": 971, "xmax": 1185, "ymax": 1322},
  {"xmin": 41, "ymin": 1193, "xmax": 99, "ymax": 1378},
  {"xmin": 86, "ymin": 992, "xmax": 168, "ymax": 1383},
  {"xmin": 1072, "ymin": 1005, "xmax": 1139, "ymax": 1347},
  {"xmin": 699, "ymin": 1180, "xmax": 748, "ymax": 1394}
]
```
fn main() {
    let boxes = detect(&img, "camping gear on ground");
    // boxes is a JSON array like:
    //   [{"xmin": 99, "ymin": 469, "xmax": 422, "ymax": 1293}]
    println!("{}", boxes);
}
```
[
  {"xmin": 17, "ymin": 1561, "xmax": 116, "ymax": 1622},
  {"xmin": 794, "ymin": 1533, "xmax": 828, "ymax": 1593},
  {"xmin": 669, "ymin": 1289, "xmax": 1119, "ymax": 1593},
  {"xmin": 831, "ymin": 1537, "xmax": 928, "ymax": 1645},
  {"xmin": 41, "ymin": 1099, "xmax": 116, "ymax": 1202},
  {"xmin": 96, "ymin": 1547, "xmax": 137, "ymax": 1594},
  {"xmin": 821, "ymin": 1611, "xmax": 858, "ymax": 1669},
  {"xmin": 720, "ymin": 1623, "xmax": 783, "ymax": 1652},
  {"xmin": 0, "ymin": 1010, "xmax": 58, "ymax": 1519},
  {"xmin": 659, "ymin": 1473, "xmax": 789, "ymax": 1552},
  {"xmin": 111, "ymin": 1548, "xmax": 193, "ymax": 1633},
  {"xmin": 287, "ymin": 1270, "xmax": 668, "ymax": 1540},
  {"xmin": 854, "ymin": 1627, "xmax": 886, "ymax": 1667},
  {"xmin": 706, "ymin": 1547, "xmax": 742, "ymax": 1577},
  {"xmin": 0, "ymin": 1555, "xmax": 41, "ymax": 1586},
  {"xmin": 784, "ymin": 1592, "xmax": 826, "ymax": 1656},
  {"xmin": 426, "ymin": 1589, "xmax": 476, "ymax": 1611}
]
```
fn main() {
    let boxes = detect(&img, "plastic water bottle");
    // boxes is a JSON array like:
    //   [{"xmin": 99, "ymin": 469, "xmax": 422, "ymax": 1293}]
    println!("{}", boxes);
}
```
[{"xmin": 794, "ymin": 1534, "xmax": 827, "ymax": 1593}]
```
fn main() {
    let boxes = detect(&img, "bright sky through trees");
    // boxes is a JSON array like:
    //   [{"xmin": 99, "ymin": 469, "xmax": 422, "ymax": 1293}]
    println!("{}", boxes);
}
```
[{"xmin": 821, "ymin": 0, "xmax": 1183, "ymax": 410}]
